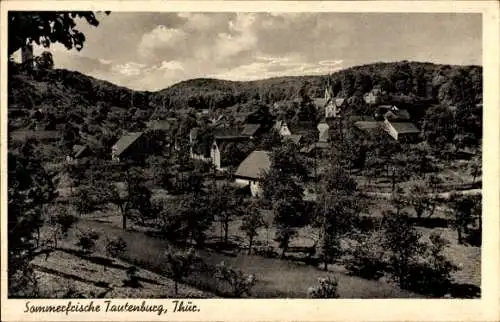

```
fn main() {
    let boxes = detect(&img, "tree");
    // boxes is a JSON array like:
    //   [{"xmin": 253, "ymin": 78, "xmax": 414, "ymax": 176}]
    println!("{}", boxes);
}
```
[
  {"xmin": 209, "ymin": 184, "xmax": 243, "ymax": 245},
  {"xmin": 240, "ymin": 201, "xmax": 266, "ymax": 255},
  {"xmin": 214, "ymin": 261, "xmax": 256, "ymax": 297},
  {"xmin": 47, "ymin": 204, "xmax": 79, "ymax": 249},
  {"xmin": 164, "ymin": 247, "xmax": 200, "ymax": 295},
  {"xmin": 469, "ymin": 153, "xmax": 482, "ymax": 185},
  {"xmin": 315, "ymin": 165, "xmax": 361, "ymax": 270},
  {"xmin": 407, "ymin": 181, "xmax": 438, "ymax": 219},
  {"xmin": 382, "ymin": 211, "xmax": 425, "ymax": 289},
  {"xmin": 8, "ymin": 12, "xmax": 110, "ymax": 56},
  {"xmin": 34, "ymin": 51, "xmax": 54, "ymax": 70},
  {"xmin": 8, "ymin": 140, "xmax": 57, "ymax": 296},
  {"xmin": 450, "ymin": 194, "xmax": 481, "ymax": 244}
]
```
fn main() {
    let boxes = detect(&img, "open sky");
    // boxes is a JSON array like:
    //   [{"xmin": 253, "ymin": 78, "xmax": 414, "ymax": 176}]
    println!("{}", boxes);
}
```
[{"xmin": 14, "ymin": 12, "xmax": 482, "ymax": 91}]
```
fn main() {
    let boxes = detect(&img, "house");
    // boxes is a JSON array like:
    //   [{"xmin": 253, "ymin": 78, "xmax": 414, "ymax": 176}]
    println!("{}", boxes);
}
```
[
  {"xmin": 211, "ymin": 128, "xmax": 250, "ymax": 170},
  {"xmin": 9, "ymin": 130, "xmax": 60, "ymax": 143},
  {"xmin": 300, "ymin": 141, "xmax": 329, "ymax": 156},
  {"xmin": 383, "ymin": 119, "xmax": 420, "ymax": 141},
  {"xmin": 274, "ymin": 120, "xmax": 292, "ymax": 137},
  {"xmin": 240, "ymin": 123, "xmax": 262, "ymax": 138},
  {"xmin": 111, "ymin": 132, "xmax": 148, "ymax": 162},
  {"xmin": 286, "ymin": 134, "xmax": 303, "ymax": 145},
  {"xmin": 383, "ymin": 108, "xmax": 411, "ymax": 122},
  {"xmin": 317, "ymin": 119, "xmax": 330, "ymax": 143},
  {"xmin": 354, "ymin": 121, "xmax": 383, "ymax": 132},
  {"xmin": 363, "ymin": 88, "xmax": 383, "ymax": 105},
  {"xmin": 66, "ymin": 144, "xmax": 91, "ymax": 163},
  {"xmin": 234, "ymin": 150, "xmax": 272, "ymax": 197},
  {"xmin": 374, "ymin": 105, "xmax": 399, "ymax": 120}
]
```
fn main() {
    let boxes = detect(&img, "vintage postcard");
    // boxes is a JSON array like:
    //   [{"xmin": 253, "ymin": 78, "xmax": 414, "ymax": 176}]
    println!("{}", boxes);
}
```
[{"xmin": 1, "ymin": 1, "xmax": 499, "ymax": 321}]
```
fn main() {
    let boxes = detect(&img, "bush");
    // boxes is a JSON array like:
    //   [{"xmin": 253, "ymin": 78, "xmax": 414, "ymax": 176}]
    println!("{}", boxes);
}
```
[
  {"xmin": 253, "ymin": 245, "xmax": 279, "ymax": 258},
  {"xmin": 76, "ymin": 230, "xmax": 100, "ymax": 254},
  {"xmin": 404, "ymin": 233, "xmax": 457, "ymax": 297},
  {"xmin": 124, "ymin": 266, "xmax": 141, "ymax": 288},
  {"xmin": 345, "ymin": 233, "xmax": 387, "ymax": 280},
  {"xmin": 307, "ymin": 276, "xmax": 339, "ymax": 298},
  {"xmin": 105, "ymin": 237, "xmax": 127, "ymax": 258},
  {"xmin": 214, "ymin": 261, "xmax": 256, "ymax": 298}
]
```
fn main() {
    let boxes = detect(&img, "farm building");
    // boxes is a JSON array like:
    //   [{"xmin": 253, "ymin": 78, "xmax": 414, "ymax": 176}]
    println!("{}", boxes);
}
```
[
  {"xmin": 234, "ymin": 150, "xmax": 272, "ymax": 197},
  {"xmin": 382, "ymin": 119, "xmax": 420, "ymax": 141},
  {"xmin": 211, "ymin": 128, "xmax": 250, "ymax": 170},
  {"xmin": 111, "ymin": 132, "xmax": 149, "ymax": 162},
  {"xmin": 240, "ymin": 123, "xmax": 262, "ymax": 138},
  {"xmin": 9, "ymin": 130, "xmax": 60, "ymax": 143},
  {"xmin": 274, "ymin": 120, "xmax": 292, "ymax": 137},
  {"xmin": 66, "ymin": 145, "xmax": 91, "ymax": 163}
]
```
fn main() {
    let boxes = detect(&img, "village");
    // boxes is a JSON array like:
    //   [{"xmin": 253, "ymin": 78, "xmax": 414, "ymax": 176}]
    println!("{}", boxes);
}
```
[{"xmin": 7, "ymin": 12, "xmax": 483, "ymax": 301}]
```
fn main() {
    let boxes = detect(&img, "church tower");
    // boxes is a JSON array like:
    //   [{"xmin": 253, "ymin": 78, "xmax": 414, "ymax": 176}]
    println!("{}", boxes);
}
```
[{"xmin": 324, "ymin": 77, "xmax": 338, "ymax": 118}]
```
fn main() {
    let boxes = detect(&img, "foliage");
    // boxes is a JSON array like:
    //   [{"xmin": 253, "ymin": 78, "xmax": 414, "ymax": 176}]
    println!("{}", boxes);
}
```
[
  {"xmin": 124, "ymin": 266, "xmax": 141, "ymax": 288},
  {"xmin": 315, "ymin": 165, "xmax": 362, "ymax": 269},
  {"xmin": 105, "ymin": 237, "xmax": 128, "ymax": 258},
  {"xmin": 307, "ymin": 276, "xmax": 339, "ymax": 298},
  {"xmin": 164, "ymin": 247, "xmax": 200, "ymax": 295},
  {"xmin": 381, "ymin": 211, "xmax": 426, "ymax": 289},
  {"xmin": 240, "ymin": 201, "xmax": 267, "ymax": 255},
  {"xmin": 35, "ymin": 51, "xmax": 54, "ymax": 70},
  {"xmin": 406, "ymin": 181, "xmax": 438, "ymax": 219},
  {"xmin": 449, "ymin": 193, "xmax": 482, "ymax": 244},
  {"xmin": 209, "ymin": 183, "xmax": 243, "ymax": 245},
  {"xmin": 8, "ymin": 140, "xmax": 58, "ymax": 296},
  {"xmin": 76, "ymin": 230, "xmax": 100, "ymax": 254},
  {"xmin": 48, "ymin": 205, "xmax": 79, "ymax": 249},
  {"xmin": 214, "ymin": 261, "xmax": 256, "ymax": 298},
  {"xmin": 157, "ymin": 194, "xmax": 214, "ymax": 247},
  {"xmin": 8, "ymin": 11, "xmax": 110, "ymax": 55},
  {"xmin": 406, "ymin": 233, "xmax": 457, "ymax": 297},
  {"xmin": 346, "ymin": 232, "xmax": 387, "ymax": 280}
]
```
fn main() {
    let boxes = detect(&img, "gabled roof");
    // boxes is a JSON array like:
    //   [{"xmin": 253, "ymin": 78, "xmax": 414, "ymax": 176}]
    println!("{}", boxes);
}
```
[
  {"xmin": 384, "ymin": 109, "xmax": 411, "ymax": 121},
  {"xmin": 235, "ymin": 150, "xmax": 272, "ymax": 180},
  {"xmin": 288, "ymin": 121, "xmax": 317, "ymax": 135},
  {"xmin": 354, "ymin": 121, "xmax": 383, "ymax": 131},
  {"xmin": 213, "ymin": 127, "xmax": 245, "ymax": 139},
  {"xmin": 146, "ymin": 119, "xmax": 176, "ymax": 131},
  {"xmin": 349, "ymin": 115, "xmax": 376, "ymax": 122},
  {"xmin": 72, "ymin": 144, "xmax": 90, "ymax": 158},
  {"xmin": 287, "ymin": 134, "xmax": 303, "ymax": 145},
  {"xmin": 300, "ymin": 142, "xmax": 329, "ymax": 154},
  {"xmin": 112, "ymin": 132, "xmax": 143, "ymax": 157},
  {"xmin": 234, "ymin": 112, "xmax": 254, "ymax": 123},
  {"xmin": 388, "ymin": 121, "xmax": 420, "ymax": 134},
  {"xmin": 313, "ymin": 98, "xmax": 328, "ymax": 108},
  {"xmin": 10, "ymin": 130, "xmax": 60, "ymax": 142},
  {"xmin": 241, "ymin": 123, "xmax": 261, "ymax": 137}
]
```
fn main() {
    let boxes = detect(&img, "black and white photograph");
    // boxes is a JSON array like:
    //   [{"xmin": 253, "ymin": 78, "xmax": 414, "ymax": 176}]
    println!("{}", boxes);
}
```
[{"xmin": 3, "ymin": 3, "xmax": 492, "ymax": 308}]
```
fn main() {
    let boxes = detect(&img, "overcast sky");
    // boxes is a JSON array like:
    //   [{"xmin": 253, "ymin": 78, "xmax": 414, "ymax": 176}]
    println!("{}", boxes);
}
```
[{"xmin": 14, "ymin": 12, "xmax": 482, "ymax": 91}]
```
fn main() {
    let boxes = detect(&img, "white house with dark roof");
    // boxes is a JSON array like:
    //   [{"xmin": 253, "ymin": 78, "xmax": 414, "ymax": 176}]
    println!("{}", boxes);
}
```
[
  {"xmin": 383, "ymin": 119, "xmax": 420, "ymax": 141},
  {"xmin": 234, "ymin": 150, "xmax": 272, "ymax": 197}
]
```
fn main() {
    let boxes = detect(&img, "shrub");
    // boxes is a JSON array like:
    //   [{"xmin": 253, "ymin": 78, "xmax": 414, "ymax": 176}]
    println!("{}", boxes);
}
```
[
  {"xmin": 345, "ymin": 233, "xmax": 387, "ymax": 280},
  {"xmin": 76, "ymin": 230, "xmax": 100, "ymax": 254},
  {"xmin": 124, "ymin": 266, "xmax": 141, "ymax": 288},
  {"xmin": 105, "ymin": 237, "xmax": 127, "ymax": 258},
  {"xmin": 214, "ymin": 261, "xmax": 256, "ymax": 298},
  {"xmin": 307, "ymin": 276, "xmax": 339, "ymax": 298},
  {"xmin": 165, "ymin": 247, "xmax": 200, "ymax": 295},
  {"xmin": 404, "ymin": 233, "xmax": 457, "ymax": 297}
]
